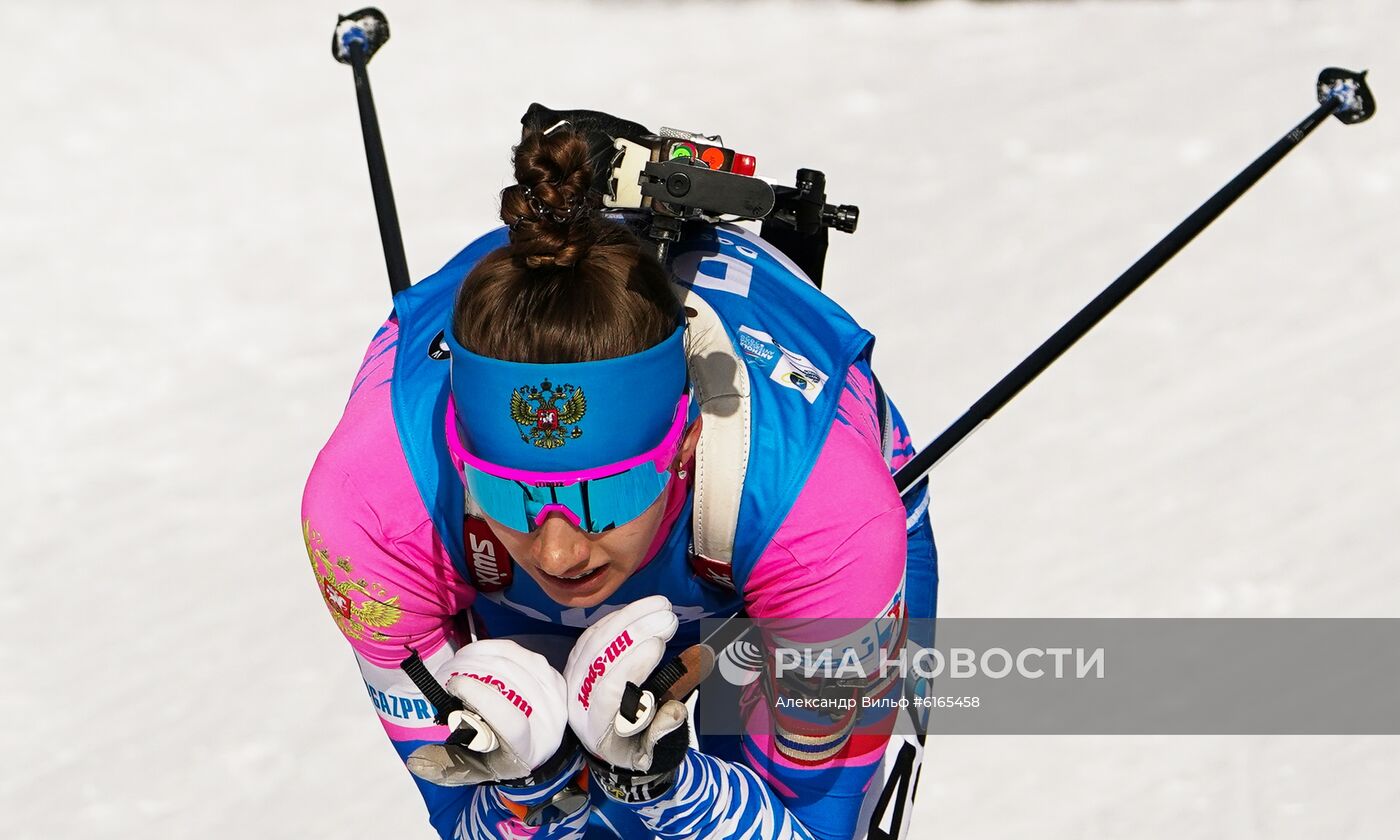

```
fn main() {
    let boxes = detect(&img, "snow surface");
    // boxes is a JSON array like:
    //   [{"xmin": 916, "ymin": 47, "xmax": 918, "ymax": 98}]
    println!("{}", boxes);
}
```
[{"xmin": 5, "ymin": 0, "xmax": 1398, "ymax": 837}]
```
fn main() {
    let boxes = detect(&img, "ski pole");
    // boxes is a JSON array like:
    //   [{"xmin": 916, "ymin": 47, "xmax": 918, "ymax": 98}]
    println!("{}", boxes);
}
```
[
  {"xmin": 892, "ymin": 68, "xmax": 1375, "ymax": 495},
  {"xmin": 638, "ymin": 67, "xmax": 1377, "ymax": 729},
  {"xmin": 332, "ymin": 8, "xmax": 412, "ymax": 297}
]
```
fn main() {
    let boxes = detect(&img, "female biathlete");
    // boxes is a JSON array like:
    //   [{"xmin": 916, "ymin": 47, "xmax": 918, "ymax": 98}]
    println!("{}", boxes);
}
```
[{"xmin": 302, "ymin": 112, "xmax": 938, "ymax": 839}]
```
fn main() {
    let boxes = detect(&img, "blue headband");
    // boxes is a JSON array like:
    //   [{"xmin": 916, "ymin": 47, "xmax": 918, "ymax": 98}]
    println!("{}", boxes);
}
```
[{"xmin": 445, "ymin": 324, "xmax": 688, "ymax": 471}]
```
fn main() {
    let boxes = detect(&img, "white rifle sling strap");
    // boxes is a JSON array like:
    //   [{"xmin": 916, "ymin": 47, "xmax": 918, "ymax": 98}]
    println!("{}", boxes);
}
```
[
  {"xmin": 673, "ymin": 283, "xmax": 751, "ymax": 590},
  {"xmin": 874, "ymin": 374, "xmax": 894, "ymax": 468}
]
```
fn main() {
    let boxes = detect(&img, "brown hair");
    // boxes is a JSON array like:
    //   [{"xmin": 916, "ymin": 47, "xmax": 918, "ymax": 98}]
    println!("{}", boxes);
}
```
[{"xmin": 452, "ymin": 128, "xmax": 681, "ymax": 364}]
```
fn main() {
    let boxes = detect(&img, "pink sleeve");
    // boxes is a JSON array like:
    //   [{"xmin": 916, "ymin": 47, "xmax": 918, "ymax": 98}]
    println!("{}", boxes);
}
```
[
  {"xmin": 301, "ymin": 317, "xmax": 475, "ymax": 742},
  {"xmin": 742, "ymin": 363, "xmax": 906, "ymax": 622},
  {"xmin": 737, "ymin": 362, "xmax": 908, "ymax": 830}
]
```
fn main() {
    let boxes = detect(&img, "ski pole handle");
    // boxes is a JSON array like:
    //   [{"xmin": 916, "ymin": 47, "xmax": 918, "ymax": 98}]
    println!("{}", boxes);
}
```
[{"xmin": 332, "ymin": 8, "xmax": 412, "ymax": 297}]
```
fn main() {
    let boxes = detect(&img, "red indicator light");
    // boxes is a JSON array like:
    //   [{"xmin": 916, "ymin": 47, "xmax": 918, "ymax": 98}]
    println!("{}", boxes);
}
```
[
  {"xmin": 732, "ymin": 153, "xmax": 756, "ymax": 177},
  {"xmin": 700, "ymin": 147, "xmax": 726, "ymax": 170}
]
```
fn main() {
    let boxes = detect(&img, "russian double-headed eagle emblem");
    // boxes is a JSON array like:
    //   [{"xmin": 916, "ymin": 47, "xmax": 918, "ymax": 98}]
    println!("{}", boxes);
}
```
[
  {"xmin": 304, "ymin": 519, "xmax": 402, "ymax": 642},
  {"xmin": 510, "ymin": 380, "xmax": 586, "ymax": 449}
]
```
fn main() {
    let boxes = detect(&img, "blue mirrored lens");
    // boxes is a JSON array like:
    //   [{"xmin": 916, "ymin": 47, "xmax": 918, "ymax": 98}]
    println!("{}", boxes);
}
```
[{"xmin": 462, "ymin": 463, "xmax": 672, "ymax": 534}]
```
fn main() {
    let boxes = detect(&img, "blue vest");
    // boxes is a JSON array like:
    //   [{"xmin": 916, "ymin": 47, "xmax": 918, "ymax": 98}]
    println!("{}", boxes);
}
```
[{"xmin": 389, "ymin": 225, "xmax": 874, "ymax": 634}]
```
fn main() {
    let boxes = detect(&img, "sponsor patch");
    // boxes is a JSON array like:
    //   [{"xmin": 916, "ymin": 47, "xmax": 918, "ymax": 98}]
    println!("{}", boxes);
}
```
[
  {"xmin": 427, "ymin": 329, "xmax": 451, "ymax": 361},
  {"xmin": 464, "ymin": 515, "xmax": 513, "ymax": 592},
  {"xmin": 736, "ymin": 326, "xmax": 828, "ymax": 404},
  {"xmin": 689, "ymin": 552, "xmax": 737, "ymax": 591},
  {"xmin": 365, "ymin": 682, "xmax": 436, "ymax": 722},
  {"xmin": 737, "ymin": 329, "xmax": 777, "ymax": 363},
  {"xmin": 575, "ymin": 630, "xmax": 635, "ymax": 710},
  {"xmin": 354, "ymin": 647, "xmax": 452, "ymax": 730},
  {"xmin": 448, "ymin": 671, "xmax": 534, "ymax": 717}
]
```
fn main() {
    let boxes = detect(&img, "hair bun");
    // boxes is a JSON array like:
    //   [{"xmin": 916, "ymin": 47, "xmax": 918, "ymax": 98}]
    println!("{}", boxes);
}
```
[{"xmin": 500, "ymin": 128, "xmax": 601, "ymax": 269}]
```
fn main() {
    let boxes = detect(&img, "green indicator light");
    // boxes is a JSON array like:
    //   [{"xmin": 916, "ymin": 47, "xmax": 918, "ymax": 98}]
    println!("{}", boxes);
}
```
[{"xmin": 669, "ymin": 144, "xmax": 696, "ymax": 160}]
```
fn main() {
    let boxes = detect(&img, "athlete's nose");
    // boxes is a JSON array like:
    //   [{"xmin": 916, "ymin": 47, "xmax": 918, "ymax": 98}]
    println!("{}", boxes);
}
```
[{"xmin": 531, "ymin": 512, "xmax": 590, "ymax": 577}]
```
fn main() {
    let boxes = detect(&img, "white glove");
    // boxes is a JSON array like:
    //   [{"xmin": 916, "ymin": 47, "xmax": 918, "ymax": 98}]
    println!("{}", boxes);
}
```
[
  {"xmin": 406, "ymin": 639, "xmax": 569, "ymax": 787},
  {"xmin": 564, "ymin": 595, "xmax": 687, "ymax": 774}
]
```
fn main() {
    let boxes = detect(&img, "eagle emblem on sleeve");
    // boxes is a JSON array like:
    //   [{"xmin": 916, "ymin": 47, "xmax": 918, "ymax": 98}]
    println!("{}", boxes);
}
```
[
  {"xmin": 303, "ymin": 519, "xmax": 403, "ymax": 642},
  {"xmin": 510, "ymin": 379, "xmax": 586, "ymax": 449}
]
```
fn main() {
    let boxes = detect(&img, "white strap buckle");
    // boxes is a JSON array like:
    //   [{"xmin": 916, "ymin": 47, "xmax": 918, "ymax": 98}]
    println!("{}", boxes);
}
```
[
  {"xmin": 446, "ymin": 709, "xmax": 500, "ymax": 753},
  {"xmin": 613, "ymin": 690, "xmax": 656, "ymax": 737}
]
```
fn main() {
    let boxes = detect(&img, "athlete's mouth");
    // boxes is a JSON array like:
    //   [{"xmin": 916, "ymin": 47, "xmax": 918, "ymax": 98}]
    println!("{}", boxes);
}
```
[{"xmin": 545, "ymin": 565, "xmax": 605, "ymax": 585}]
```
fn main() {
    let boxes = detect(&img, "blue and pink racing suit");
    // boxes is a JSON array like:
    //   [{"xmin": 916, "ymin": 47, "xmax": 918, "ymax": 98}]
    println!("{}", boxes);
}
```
[{"xmin": 302, "ymin": 225, "xmax": 938, "ymax": 839}]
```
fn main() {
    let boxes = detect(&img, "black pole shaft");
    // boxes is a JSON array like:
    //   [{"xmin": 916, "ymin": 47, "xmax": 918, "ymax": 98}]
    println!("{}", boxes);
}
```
[
  {"xmin": 348, "ymin": 41, "xmax": 411, "ymax": 296},
  {"xmin": 892, "ymin": 97, "xmax": 1342, "ymax": 495}
]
